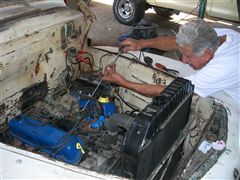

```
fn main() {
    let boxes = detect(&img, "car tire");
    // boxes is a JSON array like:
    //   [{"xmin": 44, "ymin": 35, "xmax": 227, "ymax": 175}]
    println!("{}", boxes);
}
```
[
  {"xmin": 113, "ymin": 0, "xmax": 145, "ymax": 25},
  {"xmin": 153, "ymin": 7, "xmax": 173, "ymax": 17}
]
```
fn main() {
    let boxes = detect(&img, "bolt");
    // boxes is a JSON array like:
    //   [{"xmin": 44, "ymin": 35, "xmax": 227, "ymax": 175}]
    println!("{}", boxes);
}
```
[{"xmin": 16, "ymin": 159, "xmax": 22, "ymax": 164}]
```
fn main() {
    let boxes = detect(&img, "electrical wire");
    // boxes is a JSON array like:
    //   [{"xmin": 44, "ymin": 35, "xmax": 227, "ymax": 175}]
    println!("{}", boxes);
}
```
[
  {"xmin": 25, "ymin": 116, "xmax": 57, "ymax": 126},
  {"xmin": 75, "ymin": 50, "xmax": 103, "ymax": 71},
  {"xmin": 0, "ymin": 126, "xmax": 8, "ymax": 134},
  {"xmin": 115, "ymin": 92, "xmax": 139, "ymax": 112},
  {"xmin": 33, "ymin": 113, "xmax": 91, "ymax": 151},
  {"xmin": 50, "ymin": 114, "xmax": 101, "ymax": 158},
  {"xmin": 33, "ymin": 93, "xmax": 104, "ymax": 157},
  {"xmin": 99, "ymin": 52, "xmax": 112, "ymax": 70},
  {"xmin": 114, "ymin": 96, "xmax": 123, "ymax": 113},
  {"xmin": 138, "ymin": 50, "xmax": 146, "ymax": 61},
  {"xmin": 126, "ymin": 52, "xmax": 140, "ymax": 61}
]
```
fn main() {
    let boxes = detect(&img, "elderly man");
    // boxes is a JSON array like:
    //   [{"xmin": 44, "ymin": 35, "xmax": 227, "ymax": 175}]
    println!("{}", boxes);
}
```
[{"xmin": 103, "ymin": 19, "xmax": 240, "ymax": 106}]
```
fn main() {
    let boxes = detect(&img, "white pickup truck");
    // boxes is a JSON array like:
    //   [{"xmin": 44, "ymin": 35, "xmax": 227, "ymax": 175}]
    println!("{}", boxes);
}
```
[{"xmin": 113, "ymin": 0, "xmax": 239, "ymax": 25}]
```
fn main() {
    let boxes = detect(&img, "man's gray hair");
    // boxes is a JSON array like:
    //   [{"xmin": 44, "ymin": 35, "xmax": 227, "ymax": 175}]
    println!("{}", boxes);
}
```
[{"xmin": 176, "ymin": 19, "xmax": 219, "ymax": 56}]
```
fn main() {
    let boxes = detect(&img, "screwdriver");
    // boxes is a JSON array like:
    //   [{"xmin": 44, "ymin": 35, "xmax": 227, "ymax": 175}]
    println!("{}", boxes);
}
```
[{"xmin": 81, "ymin": 50, "xmax": 122, "ymax": 111}]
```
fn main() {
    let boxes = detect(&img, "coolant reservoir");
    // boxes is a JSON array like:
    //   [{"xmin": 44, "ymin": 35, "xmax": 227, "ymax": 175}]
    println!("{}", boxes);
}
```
[
  {"xmin": 98, "ymin": 97, "xmax": 116, "ymax": 117},
  {"xmin": 90, "ymin": 97, "xmax": 117, "ymax": 129}
]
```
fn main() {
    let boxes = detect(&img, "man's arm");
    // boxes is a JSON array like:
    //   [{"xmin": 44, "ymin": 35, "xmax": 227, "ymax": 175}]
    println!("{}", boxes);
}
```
[
  {"xmin": 121, "ymin": 36, "xmax": 178, "ymax": 52},
  {"xmin": 103, "ymin": 65, "xmax": 165, "ymax": 97},
  {"xmin": 121, "ymin": 80, "xmax": 165, "ymax": 97}
]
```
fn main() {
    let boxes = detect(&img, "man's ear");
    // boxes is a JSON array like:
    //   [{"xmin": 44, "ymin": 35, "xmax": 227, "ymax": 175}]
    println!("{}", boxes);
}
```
[{"xmin": 203, "ymin": 48, "xmax": 214, "ymax": 63}]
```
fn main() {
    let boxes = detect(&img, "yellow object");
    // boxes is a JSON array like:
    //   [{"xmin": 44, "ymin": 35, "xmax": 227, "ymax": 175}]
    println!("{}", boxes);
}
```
[
  {"xmin": 76, "ymin": 143, "xmax": 85, "ymax": 154},
  {"xmin": 98, "ymin": 96, "xmax": 109, "ymax": 103}
]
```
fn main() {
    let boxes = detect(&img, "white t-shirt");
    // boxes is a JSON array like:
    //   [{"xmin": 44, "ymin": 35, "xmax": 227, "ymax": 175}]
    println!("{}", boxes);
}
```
[{"xmin": 185, "ymin": 28, "xmax": 240, "ymax": 107}]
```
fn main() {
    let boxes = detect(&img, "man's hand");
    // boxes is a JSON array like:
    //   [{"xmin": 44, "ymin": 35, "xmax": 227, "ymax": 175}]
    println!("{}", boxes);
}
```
[
  {"xmin": 121, "ymin": 36, "xmax": 177, "ymax": 52},
  {"xmin": 103, "ymin": 65, "xmax": 126, "ymax": 85},
  {"xmin": 121, "ymin": 38, "xmax": 143, "ymax": 52}
]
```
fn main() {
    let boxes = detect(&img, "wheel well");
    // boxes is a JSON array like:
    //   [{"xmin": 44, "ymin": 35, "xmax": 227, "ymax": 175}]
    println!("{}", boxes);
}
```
[
  {"xmin": 136, "ymin": 0, "xmax": 150, "ymax": 10},
  {"xmin": 135, "ymin": 0, "xmax": 147, "ymax": 4}
]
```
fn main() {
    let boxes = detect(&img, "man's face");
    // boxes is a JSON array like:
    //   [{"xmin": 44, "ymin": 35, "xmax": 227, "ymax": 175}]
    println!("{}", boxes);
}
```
[{"xmin": 178, "ymin": 45, "xmax": 211, "ymax": 70}]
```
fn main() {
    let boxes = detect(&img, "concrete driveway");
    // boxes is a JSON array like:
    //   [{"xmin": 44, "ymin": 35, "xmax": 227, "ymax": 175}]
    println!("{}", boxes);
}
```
[
  {"xmin": 87, "ymin": 0, "xmax": 239, "ymax": 47},
  {"xmin": 88, "ymin": 0, "xmax": 180, "ymax": 46}
]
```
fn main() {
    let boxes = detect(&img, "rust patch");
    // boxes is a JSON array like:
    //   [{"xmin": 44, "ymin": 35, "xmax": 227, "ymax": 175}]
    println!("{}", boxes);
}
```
[
  {"xmin": 50, "ymin": 68, "xmax": 56, "ymax": 78},
  {"xmin": 0, "ymin": 104, "xmax": 6, "ymax": 115},
  {"xmin": 44, "ymin": 48, "xmax": 53, "ymax": 63},
  {"xmin": 18, "ymin": 76, "xmax": 48, "ymax": 111},
  {"xmin": 35, "ymin": 62, "xmax": 40, "ymax": 76},
  {"xmin": 35, "ymin": 54, "xmax": 43, "ymax": 76},
  {"xmin": 24, "ymin": 34, "xmax": 30, "ymax": 38}
]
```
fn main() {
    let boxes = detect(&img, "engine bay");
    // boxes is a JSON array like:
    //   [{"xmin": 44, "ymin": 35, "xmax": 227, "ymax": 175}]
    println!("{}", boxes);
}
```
[
  {"xmin": 1, "ymin": 72, "xmax": 131, "ymax": 175},
  {"xmin": 0, "ymin": 69, "xmax": 194, "ymax": 179}
]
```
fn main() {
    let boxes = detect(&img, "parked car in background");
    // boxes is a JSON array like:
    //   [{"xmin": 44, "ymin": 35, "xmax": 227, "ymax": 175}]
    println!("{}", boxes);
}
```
[{"xmin": 113, "ymin": 0, "xmax": 239, "ymax": 25}]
